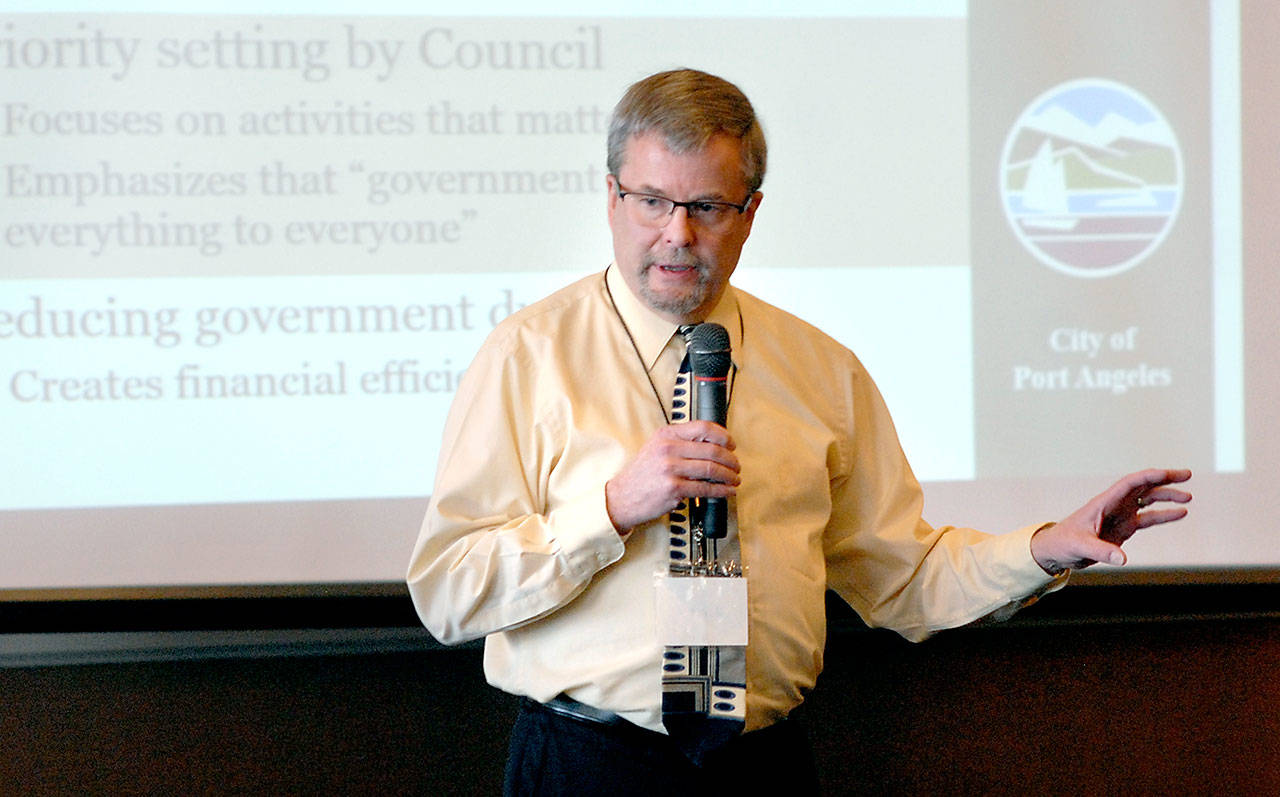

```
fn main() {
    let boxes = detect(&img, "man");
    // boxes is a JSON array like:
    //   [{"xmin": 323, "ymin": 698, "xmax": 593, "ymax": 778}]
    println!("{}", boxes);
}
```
[{"xmin": 407, "ymin": 69, "xmax": 1191, "ymax": 794}]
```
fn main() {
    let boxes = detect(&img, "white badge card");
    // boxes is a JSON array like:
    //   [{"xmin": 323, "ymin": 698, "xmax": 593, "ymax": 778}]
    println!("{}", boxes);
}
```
[{"xmin": 654, "ymin": 575, "xmax": 749, "ymax": 646}]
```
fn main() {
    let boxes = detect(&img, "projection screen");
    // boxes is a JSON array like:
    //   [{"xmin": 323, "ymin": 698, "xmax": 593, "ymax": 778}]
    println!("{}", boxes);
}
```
[{"xmin": 2, "ymin": 0, "xmax": 1276, "ymax": 602}]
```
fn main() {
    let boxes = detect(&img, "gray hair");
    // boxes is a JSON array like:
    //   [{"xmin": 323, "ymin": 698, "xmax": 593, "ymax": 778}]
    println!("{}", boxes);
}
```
[{"xmin": 606, "ymin": 69, "xmax": 767, "ymax": 193}]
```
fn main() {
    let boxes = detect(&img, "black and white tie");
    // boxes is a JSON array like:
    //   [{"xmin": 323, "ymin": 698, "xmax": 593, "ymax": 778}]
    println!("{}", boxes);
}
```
[{"xmin": 661, "ymin": 325, "xmax": 746, "ymax": 763}]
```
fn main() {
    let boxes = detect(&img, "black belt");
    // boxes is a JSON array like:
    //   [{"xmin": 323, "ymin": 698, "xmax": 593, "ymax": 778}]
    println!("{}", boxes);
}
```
[
  {"xmin": 536, "ymin": 693, "xmax": 808, "ymax": 739},
  {"xmin": 536, "ymin": 693, "xmax": 631, "ymax": 728}
]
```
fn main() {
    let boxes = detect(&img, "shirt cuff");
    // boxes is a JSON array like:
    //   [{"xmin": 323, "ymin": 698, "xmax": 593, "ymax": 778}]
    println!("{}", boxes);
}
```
[
  {"xmin": 981, "ymin": 523, "xmax": 1071, "ymax": 622},
  {"xmin": 546, "ymin": 484, "xmax": 628, "ymax": 577}
]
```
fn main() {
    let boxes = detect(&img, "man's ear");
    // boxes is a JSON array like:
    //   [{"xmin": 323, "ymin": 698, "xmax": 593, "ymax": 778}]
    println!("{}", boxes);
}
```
[
  {"xmin": 606, "ymin": 173, "xmax": 619, "ymax": 224},
  {"xmin": 741, "ymin": 191, "xmax": 763, "ymax": 234}
]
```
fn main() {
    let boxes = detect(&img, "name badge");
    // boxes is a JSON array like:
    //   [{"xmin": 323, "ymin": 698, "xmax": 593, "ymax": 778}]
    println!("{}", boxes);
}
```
[{"xmin": 654, "ymin": 574, "xmax": 749, "ymax": 646}]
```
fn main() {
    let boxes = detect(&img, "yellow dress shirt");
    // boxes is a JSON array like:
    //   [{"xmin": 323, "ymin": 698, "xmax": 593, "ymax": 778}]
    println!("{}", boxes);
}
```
[{"xmin": 407, "ymin": 266, "xmax": 1058, "ymax": 733}]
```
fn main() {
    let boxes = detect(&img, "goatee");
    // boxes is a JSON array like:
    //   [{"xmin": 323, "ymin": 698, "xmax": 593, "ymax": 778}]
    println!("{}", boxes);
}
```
[{"xmin": 637, "ymin": 254, "xmax": 712, "ymax": 319}]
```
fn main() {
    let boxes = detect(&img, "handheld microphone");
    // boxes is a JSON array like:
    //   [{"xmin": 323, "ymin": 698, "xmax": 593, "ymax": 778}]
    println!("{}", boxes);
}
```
[{"xmin": 688, "ymin": 322, "xmax": 731, "ymax": 539}]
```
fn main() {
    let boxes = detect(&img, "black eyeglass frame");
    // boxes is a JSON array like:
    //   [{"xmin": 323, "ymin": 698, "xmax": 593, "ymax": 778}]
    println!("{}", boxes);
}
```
[{"xmin": 611, "ymin": 177, "xmax": 755, "ymax": 222}]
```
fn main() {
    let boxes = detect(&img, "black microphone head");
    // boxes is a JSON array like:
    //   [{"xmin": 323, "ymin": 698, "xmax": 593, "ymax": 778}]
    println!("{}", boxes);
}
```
[{"xmin": 688, "ymin": 322, "xmax": 731, "ymax": 378}]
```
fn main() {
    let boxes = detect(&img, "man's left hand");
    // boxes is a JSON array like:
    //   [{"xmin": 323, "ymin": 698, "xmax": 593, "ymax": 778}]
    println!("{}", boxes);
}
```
[{"xmin": 1030, "ymin": 468, "xmax": 1192, "ymax": 574}]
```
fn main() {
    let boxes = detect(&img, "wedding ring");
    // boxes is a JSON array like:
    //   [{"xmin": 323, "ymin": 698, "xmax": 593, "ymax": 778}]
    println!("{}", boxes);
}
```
[{"xmin": 1136, "ymin": 496, "xmax": 1148, "ymax": 508}]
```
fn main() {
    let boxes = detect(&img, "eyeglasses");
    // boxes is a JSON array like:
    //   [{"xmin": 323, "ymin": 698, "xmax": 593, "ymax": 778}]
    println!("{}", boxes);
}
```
[{"xmin": 613, "ymin": 179, "xmax": 754, "ymax": 231}]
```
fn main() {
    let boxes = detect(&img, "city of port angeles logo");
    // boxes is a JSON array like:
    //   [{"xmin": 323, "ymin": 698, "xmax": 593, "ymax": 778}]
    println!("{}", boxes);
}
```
[{"xmin": 1000, "ymin": 79, "xmax": 1183, "ymax": 278}]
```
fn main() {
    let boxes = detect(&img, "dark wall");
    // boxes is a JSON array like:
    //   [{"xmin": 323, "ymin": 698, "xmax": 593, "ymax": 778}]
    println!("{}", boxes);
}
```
[
  {"xmin": 4, "ymin": 611, "xmax": 1279, "ymax": 796},
  {"xmin": 2, "ymin": 645, "xmax": 514, "ymax": 795},
  {"xmin": 813, "ymin": 617, "xmax": 1280, "ymax": 795}
]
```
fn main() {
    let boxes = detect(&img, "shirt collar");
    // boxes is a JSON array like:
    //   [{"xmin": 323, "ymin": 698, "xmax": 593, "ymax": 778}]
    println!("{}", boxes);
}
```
[{"xmin": 605, "ymin": 264, "xmax": 741, "ymax": 372}]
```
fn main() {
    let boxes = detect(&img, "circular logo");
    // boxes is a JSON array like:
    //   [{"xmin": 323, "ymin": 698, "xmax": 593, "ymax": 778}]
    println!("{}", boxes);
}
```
[{"xmin": 1000, "ymin": 79, "xmax": 1182, "ymax": 278}]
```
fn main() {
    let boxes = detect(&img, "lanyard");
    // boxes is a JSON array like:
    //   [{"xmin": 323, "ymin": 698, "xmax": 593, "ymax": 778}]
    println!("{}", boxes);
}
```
[{"xmin": 601, "ymin": 268, "xmax": 741, "ymax": 425}]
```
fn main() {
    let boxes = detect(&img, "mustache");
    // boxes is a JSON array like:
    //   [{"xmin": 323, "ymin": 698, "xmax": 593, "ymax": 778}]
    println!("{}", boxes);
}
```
[{"xmin": 641, "ymin": 252, "xmax": 707, "ymax": 271}]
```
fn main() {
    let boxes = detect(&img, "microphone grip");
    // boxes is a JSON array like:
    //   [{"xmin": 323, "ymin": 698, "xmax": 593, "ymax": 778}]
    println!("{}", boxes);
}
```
[
  {"xmin": 701, "ymin": 498, "xmax": 728, "ymax": 540},
  {"xmin": 694, "ymin": 375, "xmax": 728, "ymax": 538}
]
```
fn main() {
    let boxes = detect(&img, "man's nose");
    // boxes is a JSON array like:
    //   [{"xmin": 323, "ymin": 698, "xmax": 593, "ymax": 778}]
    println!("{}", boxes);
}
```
[{"xmin": 662, "ymin": 206, "xmax": 695, "ymax": 247}]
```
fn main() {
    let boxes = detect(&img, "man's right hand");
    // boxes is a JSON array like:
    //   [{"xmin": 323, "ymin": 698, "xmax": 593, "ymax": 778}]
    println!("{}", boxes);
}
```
[{"xmin": 604, "ymin": 421, "xmax": 741, "ymax": 534}]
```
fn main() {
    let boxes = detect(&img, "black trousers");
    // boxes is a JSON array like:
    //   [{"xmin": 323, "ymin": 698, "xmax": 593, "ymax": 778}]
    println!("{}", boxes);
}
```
[{"xmin": 503, "ymin": 699, "xmax": 820, "ymax": 796}]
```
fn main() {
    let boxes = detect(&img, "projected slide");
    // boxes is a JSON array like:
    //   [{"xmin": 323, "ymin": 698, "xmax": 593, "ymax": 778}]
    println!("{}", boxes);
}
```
[{"xmin": 0, "ymin": 1, "xmax": 1265, "ymax": 592}]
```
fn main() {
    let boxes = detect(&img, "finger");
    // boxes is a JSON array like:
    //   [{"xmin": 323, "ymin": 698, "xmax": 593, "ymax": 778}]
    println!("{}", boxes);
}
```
[
  {"xmin": 678, "ymin": 477, "xmax": 738, "ymax": 499},
  {"xmin": 656, "ymin": 435, "xmax": 739, "ymax": 476},
  {"xmin": 1132, "ymin": 468, "xmax": 1193, "ymax": 492},
  {"xmin": 681, "ymin": 441, "xmax": 740, "ymax": 476},
  {"xmin": 1134, "ymin": 506, "xmax": 1189, "ymax": 529},
  {"xmin": 675, "ymin": 455, "xmax": 740, "ymax": 486},
  {"xmin": 646, "ymin": 434, "xmax": 738, "ymax": 472},
  {"xmin": 1137, "ymin": 487, "xmax": 1193, "ymax": 506},
  {"xmin": 1139, "ymin": 466, "xmax": 1192, "ymax": 482},
  {"xmin": 1098, "ymin": 468, "xmax": 1191, "ymax": 509},
  {"xmin": 677, "ymin": 457, "xmax": 738, "ymax": 485},
  {"xmin": 663, "ymin": 420, "xmax": 736, "ymax": 450}
]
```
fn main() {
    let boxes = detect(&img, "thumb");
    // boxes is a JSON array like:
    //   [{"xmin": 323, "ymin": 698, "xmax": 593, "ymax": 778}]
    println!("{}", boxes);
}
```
[{"xmin": 1086, "ymin": 540, "xmax": 1127, "ymax": 567}]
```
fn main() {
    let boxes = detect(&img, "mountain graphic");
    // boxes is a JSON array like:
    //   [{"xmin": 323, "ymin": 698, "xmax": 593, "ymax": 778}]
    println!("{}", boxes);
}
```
[
  {"xmin": 1006, "ymin": 131, "xmax": 1178, "ymax": 191},
  {"xmin": 1024, "ymin": 103, "xmax": 1176, "ymax": 149}
]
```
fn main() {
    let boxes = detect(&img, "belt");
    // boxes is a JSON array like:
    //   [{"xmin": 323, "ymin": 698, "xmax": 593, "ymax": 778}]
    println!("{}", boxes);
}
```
[{"xmin": 537, "ymin": 693, "xmax": 631, "ymax": 728}]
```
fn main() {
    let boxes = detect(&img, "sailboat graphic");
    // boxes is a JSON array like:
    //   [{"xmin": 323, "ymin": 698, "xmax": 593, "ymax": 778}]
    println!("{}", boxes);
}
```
[
  {"xmin": 1021, "ymin": 140, "xmax": 1078, "ymax": 230},
  {"xmin": 1000, "ymin": 79, "xmax": 1181, "ymax": 277}
]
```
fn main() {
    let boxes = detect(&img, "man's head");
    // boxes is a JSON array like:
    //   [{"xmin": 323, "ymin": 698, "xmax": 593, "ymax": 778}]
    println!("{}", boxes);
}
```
[
  {"xmin": 606, "ymin": 69, "xmax": 767, "ymax": 195},
  {"xmin": 606, "ymin": 69, "xmax": 767, "ymax": 324}
]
